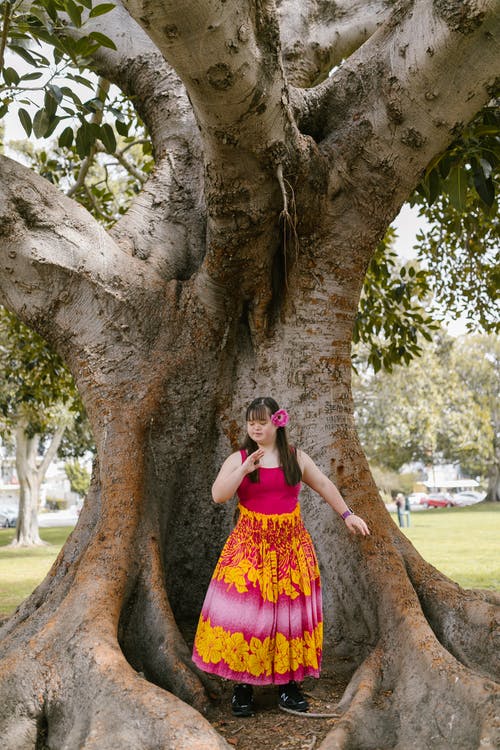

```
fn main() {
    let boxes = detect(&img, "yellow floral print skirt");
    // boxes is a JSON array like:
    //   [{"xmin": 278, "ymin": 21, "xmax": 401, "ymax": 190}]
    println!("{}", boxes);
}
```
[{"xmin": 192, "ymin": 504, "xmax": 323, "ymax": 685}]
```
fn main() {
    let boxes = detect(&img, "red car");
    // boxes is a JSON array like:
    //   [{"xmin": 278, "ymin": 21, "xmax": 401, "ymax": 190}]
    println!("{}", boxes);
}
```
[{"xmin": 419, "ymin": 493, "xmax": 456, "ymax": 508}]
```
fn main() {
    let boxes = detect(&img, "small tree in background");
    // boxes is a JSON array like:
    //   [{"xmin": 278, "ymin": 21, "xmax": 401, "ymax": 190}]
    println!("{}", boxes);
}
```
[
  {"xmin": 353, "ymin": 333, "xmax": 497, "ymax": 492},
  {"xmin": 0, "ymin": 307, "xmax": 91, "ymax": 545},
  {"xmin": 64, "ymin": 459, "xmax": 91, "ymax": 498}
]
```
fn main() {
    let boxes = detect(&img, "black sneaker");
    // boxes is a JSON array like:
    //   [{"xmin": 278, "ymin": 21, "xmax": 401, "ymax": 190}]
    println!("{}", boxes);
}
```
[
  {"xmin": 231, "ymin": 683, "xmax": 255, "ymax": 717},
  {"xmin": 278, "ymin": 681, "xmax": 309, "ymax": 712}
]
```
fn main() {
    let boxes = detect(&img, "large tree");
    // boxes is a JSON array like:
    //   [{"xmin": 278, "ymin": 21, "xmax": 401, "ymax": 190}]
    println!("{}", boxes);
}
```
[{"xmin": 0, "ymin": 2, "xmax": 499, "ymax": 749}]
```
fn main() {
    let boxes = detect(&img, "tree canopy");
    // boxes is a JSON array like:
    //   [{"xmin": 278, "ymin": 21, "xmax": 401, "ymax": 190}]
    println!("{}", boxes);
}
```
[{"xmin": 353, "ymin": 332, "xmax": 497, "ymax": 481}]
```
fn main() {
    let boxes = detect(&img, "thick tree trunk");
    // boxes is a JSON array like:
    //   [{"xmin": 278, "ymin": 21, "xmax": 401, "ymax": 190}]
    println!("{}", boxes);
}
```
[{"xmin": 0, "ymin": 1, "xmax": 499, "ymax": 748}]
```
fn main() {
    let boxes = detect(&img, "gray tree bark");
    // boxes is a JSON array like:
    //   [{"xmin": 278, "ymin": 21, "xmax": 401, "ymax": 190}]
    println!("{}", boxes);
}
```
[
  {"xmin": 13, "ymin": 420, "xmax": 66, "ymax": 547},
  {"xmin": 0, "ymin": 1, "xmax": 499, "ymax": 748}
]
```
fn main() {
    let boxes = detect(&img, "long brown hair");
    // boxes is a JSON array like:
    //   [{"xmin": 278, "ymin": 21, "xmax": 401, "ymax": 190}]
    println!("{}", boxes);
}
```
[{"xmin": 241, "ymin": 397, "xmax": 302, "ymax": 486}]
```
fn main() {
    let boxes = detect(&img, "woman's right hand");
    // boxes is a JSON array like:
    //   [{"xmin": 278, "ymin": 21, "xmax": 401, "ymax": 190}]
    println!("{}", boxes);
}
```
[{"xmin": 242, "ymin": 448, "xmax": 265, "ymax": 474}]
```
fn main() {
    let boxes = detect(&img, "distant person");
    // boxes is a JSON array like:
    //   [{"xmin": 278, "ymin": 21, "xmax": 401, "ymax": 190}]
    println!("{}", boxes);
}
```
[{"xmin": 395, "ymin": 493, "xmax": 405, "ymax": 527}]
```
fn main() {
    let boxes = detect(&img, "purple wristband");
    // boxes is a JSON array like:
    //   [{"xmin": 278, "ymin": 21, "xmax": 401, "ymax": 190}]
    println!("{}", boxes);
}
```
[{"xmin": 341, "ymin": 508, "xmax": 353, "ymax": 520}]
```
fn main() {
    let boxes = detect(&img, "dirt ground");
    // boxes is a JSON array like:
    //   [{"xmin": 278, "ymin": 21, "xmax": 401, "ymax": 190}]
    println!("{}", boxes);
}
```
[{"xmin": 204, "ymin": 667, "xmax": 348, "ymax": 750}]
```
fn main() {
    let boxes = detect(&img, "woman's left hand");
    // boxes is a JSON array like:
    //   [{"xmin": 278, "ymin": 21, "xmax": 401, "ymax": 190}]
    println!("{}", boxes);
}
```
[{"xmin": 344, "ymin": 514, "xmax": 370, "ymax": 536}]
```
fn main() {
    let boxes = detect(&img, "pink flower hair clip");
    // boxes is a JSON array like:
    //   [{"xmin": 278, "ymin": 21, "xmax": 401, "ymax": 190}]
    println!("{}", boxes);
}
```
[{"xmin": 271, "ymin": 409, "xmax": 289, "ymax": 427}]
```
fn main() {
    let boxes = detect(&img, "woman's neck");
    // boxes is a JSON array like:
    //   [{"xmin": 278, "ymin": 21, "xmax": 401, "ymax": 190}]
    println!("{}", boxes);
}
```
[{"xmin": 255, "ymin": 444, "xmax": 280, "ymax": 466}]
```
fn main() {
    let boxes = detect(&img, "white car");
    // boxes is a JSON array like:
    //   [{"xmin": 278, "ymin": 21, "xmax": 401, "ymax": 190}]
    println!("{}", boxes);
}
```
[
  {"xmin": 407, "ymin": 493, "xmax": 427, "ymax": 509},
  {"xmin": 0, "ymin": 507, "xmax": 18, "ymax": 527},
  {"xmin": 452, "ymin": 491, "xmax": 485, "ymax": 506}
]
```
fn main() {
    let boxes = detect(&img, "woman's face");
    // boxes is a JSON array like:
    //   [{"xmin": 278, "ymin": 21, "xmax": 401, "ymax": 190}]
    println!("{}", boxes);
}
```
[{"xmin": 246, "ymin": 412, "xmax": 277, "ymax": 447}]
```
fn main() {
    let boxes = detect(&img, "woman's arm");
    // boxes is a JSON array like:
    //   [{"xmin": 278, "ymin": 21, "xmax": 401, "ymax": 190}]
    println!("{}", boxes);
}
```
[
  {"xmin": 298, "ymin": 450, "xmax": 370, "ymax": 536},
  {"xmin": 211, "ymin": 448, "xmax": 265, "ymax": 503}
]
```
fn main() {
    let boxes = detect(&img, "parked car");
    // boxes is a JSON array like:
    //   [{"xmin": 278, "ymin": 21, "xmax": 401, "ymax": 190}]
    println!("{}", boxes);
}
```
[
  {"xmin": 419, "ymin": 493, "xmax": 456, "ymax": 508},
  {"xmin": 452, "ymin": 491, "xmax": 485, "ymax": 507},
  {"xmin": 407, "ymin": 492, "xmax": 427, "ymax": 508},
  {"xmin": 0, "ymin": 507, "xmax": 18, "ymax": 527}
]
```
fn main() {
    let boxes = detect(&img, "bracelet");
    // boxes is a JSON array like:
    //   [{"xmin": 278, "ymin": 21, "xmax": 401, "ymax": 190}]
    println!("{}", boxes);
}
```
[{"xmin": 341, "ymin": 508, "xmax": 354, "ymax": 520}]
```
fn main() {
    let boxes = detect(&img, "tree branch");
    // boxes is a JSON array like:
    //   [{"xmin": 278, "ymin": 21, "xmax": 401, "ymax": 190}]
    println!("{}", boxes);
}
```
[
  {"xmin": 119, "ymin": 0, "xmax": 309, "ymax": 321},
  {"xmin": 37, "ymin": 422, "xmax": 66, "ymax": 482},
  {"xmin": 42, "ymin": 0, "xmax": 206, "ymax": 278},
  {"xmin": 295, "ymin": 0, "xmax": 500, "ymax": 239},
  {"xmin": 95, "ymin": 144, "xmax": 146, "ymax": 184},
  {"xmin": 121, "ymin": 0, "xmax": 298, "ymax": 159},
  {"xmin": 277, "ymin": 0, "xmax": 393, "ymax": 86},
  {"xmin": 0, "ymin": 154, "xmax": 164, "ymax": 386}
]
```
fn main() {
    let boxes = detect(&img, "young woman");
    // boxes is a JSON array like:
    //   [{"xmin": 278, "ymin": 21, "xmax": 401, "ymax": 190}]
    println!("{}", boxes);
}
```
[{"xmin": 192, "ymin": 397, "xmax": 370, "ymax": 716}]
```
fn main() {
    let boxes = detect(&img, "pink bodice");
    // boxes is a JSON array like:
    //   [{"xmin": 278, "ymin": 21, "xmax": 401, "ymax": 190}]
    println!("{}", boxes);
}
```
[{"xmin": 237, "ymin": 450, "xmax": 300, "ymax": 514}]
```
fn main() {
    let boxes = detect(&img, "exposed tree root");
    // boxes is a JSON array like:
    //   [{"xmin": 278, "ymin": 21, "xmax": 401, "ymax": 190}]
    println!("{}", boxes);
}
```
[
  {"xmin": 399, "ymin": 534, "xmax": 500, "ymax": 679},
  {"xmin": 0, "ymin": 635, "xmax": 229, "ymax": 749},
  {"xmin": 0, "ymin": 475, "xmax": 225, "ymax": 749},
  {"xmin": 119, "ymin": 534, "xmax": 218, "ymax": 709},
  {"xmin": 317, "ymin": 526, "xmax": 500, "ymax": 750},
  {"xmin": 319, "ymin": 629, "xmax": 499, "ymax": 749},
  {"xmin": 0, "ymin": 579, "xmax": 229, "ymax": 749}
]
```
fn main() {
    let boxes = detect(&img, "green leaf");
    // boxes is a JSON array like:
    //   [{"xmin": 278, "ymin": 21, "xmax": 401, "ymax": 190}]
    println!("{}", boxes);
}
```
[
  {"xmin": 438, "ymin": 154, "xmax": 453, "ymax": 180},
  {"xmin": 44, "ymin": 116, "xmax": 61, "ymax": 139},
  {"xmin": 83, "ymin": 97, "xmax": 104, "ymax": 113},
  {"xmin": 89, "ymin": 31, "xmax": 117, "ymax": 50},
  {"xmin": 44, "ymin": 0, "xmax": 59, "ymax": 22},
  {"xmin": 32, "ymin": 108, "xmax": 51, "ymax": 138},
  {"xmin": 115, "ymin": 119, "xmax": 129, "ymax": 137},
  {"xmin": 472, "ymin": 168, "xmax": 495, "ymax": 207},
  {"xmin": 19, "ymin": 71, "xmax": 43, "ymax": 81},
  {"xmin": 109, "ymin": 107, "xmax": 126, "ymax": 122},
  {"xmin": 67, "ymin": 74, "xmax": 94, "ymax": 90},
  {"xmin": 18, "ymin": 108, "xmax": 32, "ymax": 137},
  {"xmin": 10, "ymin": 45, "xmax": 38, "ymax": 66},
  {"xmin": 99, "ymin": 123, "xmax": 116, "ymax": 153},
  {"xmin": 73, "ymin": 37, "xmax": 98, "ymax": 57},
  {"xmin": 65, "ymin": 0, "xmax": 83, "ymax": 28},
  {"xmin": 58, "ymin": 127, "xmax": 74, "ymax": 148},
  {"xmin": 427, "ymin": 169, "xmax": 441, "ymax": 205},
  {"xmin": 446, "ymin": 166, "xmax": 468, "ymax": 213},
  {"xmin": 29, "ymin": 26, "xmax": 60, "ymax": 52},
  {"xmin": 48, "ymin": 84, "xmax": 64, "ymax": 104},
  {"xmin": 478, "ymin": 158, "xmax": 492, "ymax": 179},
  {"xmin": 53, "ymin": 47, "xmax": 64, "ymax": 65},
  {"xmin": 371, "ymin": 353, "xmax": 381, "ymax": 373},
  {"xmin": 75, "ymin": 121, "xmax": 95, "ymax": 158},
  {"xmin": 89, "ymin": 3, "xmax": 116, "ymax": 17},
  {"xmin": 44, "ymin": 90, "xmax": 58, "ymax": 118},
  {"xmin": 3, "ymin": 67, "xmax": 20, "ymax": 86}
]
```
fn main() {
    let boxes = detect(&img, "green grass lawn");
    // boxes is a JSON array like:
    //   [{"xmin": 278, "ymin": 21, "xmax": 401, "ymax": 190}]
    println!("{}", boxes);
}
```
[
  {"xmin": 391, "ymin": 502, "xmax": 500, "ymax": 590},
  {"xmin": 0, "ymin": 526, "xmax": 73, "ymax": 616},
  {"xmin": 0, "ymin": 505, "xmax": 498, "ymax": 618}
]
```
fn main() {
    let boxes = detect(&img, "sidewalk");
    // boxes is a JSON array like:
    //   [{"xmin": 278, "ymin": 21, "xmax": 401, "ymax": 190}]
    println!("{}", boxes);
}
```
[{"xmin": 38, "ymin": 509, "xmax": 79, "ymax": 527}]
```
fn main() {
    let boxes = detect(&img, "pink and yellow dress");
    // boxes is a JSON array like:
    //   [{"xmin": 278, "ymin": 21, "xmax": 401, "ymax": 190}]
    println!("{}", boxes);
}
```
[{"xmin": 192, "ymin": 451, "xmax": 323, "ymax": 685}]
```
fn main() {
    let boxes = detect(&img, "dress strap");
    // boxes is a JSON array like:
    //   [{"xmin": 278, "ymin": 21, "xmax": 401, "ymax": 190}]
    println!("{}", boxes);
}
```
[{"xmin": 239, "ymin": 448, "xmax": 247, "ymax": 463}]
